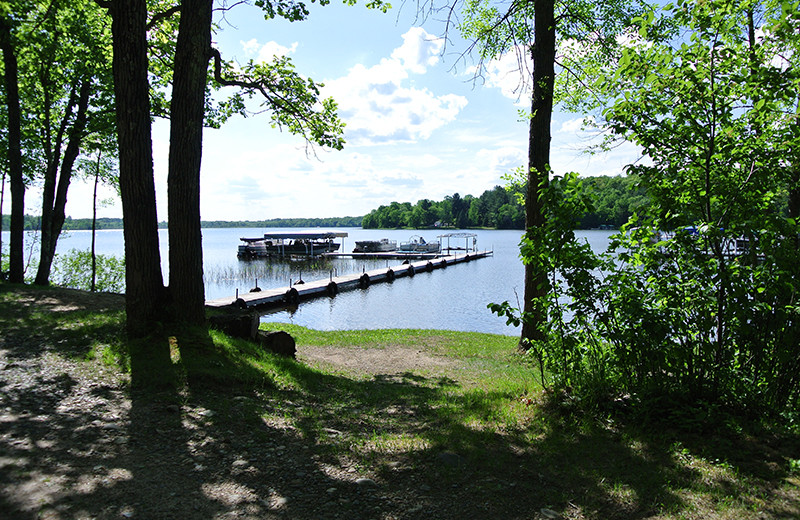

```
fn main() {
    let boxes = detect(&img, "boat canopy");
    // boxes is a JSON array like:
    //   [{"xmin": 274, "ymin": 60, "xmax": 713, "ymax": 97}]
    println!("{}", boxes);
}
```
[
  {"xmin": 437, "ymin": 232, "xmax": 478, "ymax": 253},
  {"xmin": 436, "ymin": 232, "xmax": 477, "ymax": 239},
  {"xmin": 261, "ymin": 232, "xmax": 348, "ymax": 240}
]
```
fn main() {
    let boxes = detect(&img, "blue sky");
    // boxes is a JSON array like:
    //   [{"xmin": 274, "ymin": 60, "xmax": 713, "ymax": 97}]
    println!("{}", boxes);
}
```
[{"xmin": 56, "ymin": 1, "xmax": 639, "ymax": 221}]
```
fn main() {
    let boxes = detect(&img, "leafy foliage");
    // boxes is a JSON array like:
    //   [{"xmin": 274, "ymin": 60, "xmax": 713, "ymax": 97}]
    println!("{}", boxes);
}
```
[
  {"xmin": 51, "ymin": 248, "xmax": 125, "ymax": 293},
  {"xmin": 361, "ymin": 187, "xmax": 524, "ymax": 229},
  {"xmin": 492, "ymin": 0, "xmax": 800, "ymax": 417},
  {"xmin": 361, "ymin": 176, "xmax": 644, "ymax": 229},
  {"xmin": 211, "ymin": 53, "xmax": 346, "ymax": 150},
  {"xmin": 490, "ymin": 173, "xmax": 613, "ymax": 398}
]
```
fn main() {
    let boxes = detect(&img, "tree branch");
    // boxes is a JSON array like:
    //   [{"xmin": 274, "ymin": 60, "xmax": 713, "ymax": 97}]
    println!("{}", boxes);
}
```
[{"xmin": 147, "ymin": 5, "xmax": 182, "ymax": 31}]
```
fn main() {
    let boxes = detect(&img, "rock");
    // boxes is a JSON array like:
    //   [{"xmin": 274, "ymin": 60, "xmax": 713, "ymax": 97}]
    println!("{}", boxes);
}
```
[
  {"xmin": 437, "ymin": 451, "xmax": 464, "ymax": 467},
  {"xmin": 257, "ymin": 330, "xmax": 296, "ymax": 358},
  {"xmin": 355, "ymin": 478, "xmax": 378, "ymax": 487},
  {"xmin": 540, "ymin": 508, "xmax": 561, "ymax": 519}
]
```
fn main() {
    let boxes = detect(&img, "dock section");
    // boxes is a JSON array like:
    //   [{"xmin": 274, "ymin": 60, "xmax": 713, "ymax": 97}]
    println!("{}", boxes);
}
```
[
  {"xmin": 206, "ymin": 250, "xmax": 493, "ymax": 310},
  {"xmin": 323, "ymin": 251, "xmax": 443, "ymax": 260}
]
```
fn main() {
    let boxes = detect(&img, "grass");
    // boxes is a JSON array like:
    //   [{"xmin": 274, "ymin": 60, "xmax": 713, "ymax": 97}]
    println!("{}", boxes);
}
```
[{"xmin": 2, "ymin": 281, "xmax": 799, "ymax": 519}]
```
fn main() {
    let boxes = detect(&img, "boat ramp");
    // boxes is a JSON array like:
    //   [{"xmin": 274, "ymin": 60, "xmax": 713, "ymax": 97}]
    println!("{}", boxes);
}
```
[{"xmin": 206, "ymin": 250, "xmax": 493, "ymax": 311}]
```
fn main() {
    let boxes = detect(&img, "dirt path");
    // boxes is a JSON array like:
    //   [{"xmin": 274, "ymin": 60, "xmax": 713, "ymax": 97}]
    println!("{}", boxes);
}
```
[
  {"xmin": 0, "ymin": 286, "xmax": 547, "ymax": 520},
  {"xmin": 298, "ymin": 345, "xmax": 461, "ymax": 377}
]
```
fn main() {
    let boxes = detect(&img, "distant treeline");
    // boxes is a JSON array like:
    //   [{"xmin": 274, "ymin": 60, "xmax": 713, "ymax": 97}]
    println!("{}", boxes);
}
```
[
  {"xmin": 361, "ymin": 175, "xmax": 647, "ymax": 230},
  {"xmin": 578, "ymin": 175, "xmax": 648, "ymax": 229},
  {"xmin": 2, "ymin": 176, "xmax": 642, "ymax": 233},
  {"xmin": 0, "ymin": 215, "xmax": 362, "ymax": 231},
  {"xmin": 200, "ymin": 217, "xmax": 362, "ymax": 228},
  {"xmin": 362, "ymin": 186, "xmax": 525, "ymax": 229}
]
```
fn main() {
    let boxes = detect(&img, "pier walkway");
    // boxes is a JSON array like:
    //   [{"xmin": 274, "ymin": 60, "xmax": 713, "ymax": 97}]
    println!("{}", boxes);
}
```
[{"xmin": 205, "ymin": 250, "xmax": 492, "ymax": 310}]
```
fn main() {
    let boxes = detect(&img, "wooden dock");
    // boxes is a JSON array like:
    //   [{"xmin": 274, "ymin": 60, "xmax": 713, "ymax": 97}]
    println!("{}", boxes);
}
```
[
  {"xmin": 205, "ymin": 250, "xmax": 493, "ymax": 310},
  {"xmin": 323, "ymin": 251, "xmax": 444, "ymax": 260}
]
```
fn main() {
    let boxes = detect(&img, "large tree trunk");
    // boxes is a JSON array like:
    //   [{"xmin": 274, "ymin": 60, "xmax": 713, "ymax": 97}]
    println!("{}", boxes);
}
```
[
  {"xmin": 168, "ymin": 0, "xmax": 213, "ymax": 326},
  {"xmin": 110, "ymin": 0, "xmax": 167, "ymax": 337},
  {"xmin": 519, "ymin": 0, "xmax": 556, "ymax": 351},
  {"xmin": 35, "ymin": 78, "xmax": 92, "ymax": 285},
  {"xmin": 0, "ymin": 18, "xmax": 25, "ymax": 284}
]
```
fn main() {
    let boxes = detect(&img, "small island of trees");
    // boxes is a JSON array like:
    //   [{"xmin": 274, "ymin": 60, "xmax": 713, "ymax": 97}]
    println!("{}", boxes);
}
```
[{"xmin": 361, "ymin": 175, "xmax": 645, "ymax": 230}]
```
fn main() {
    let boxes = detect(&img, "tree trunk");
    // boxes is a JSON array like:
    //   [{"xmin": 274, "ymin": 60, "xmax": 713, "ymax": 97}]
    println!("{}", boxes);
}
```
[
  {"xmin": 168, "ymin": 0, "xmax": 213, "ymax": 326},
  {"xmin": 789, "ymin": 101, "xmax": 800, "ymax": 238},
  {"xmin": 35, "ymin": 77, "xmax": 92, "ymax": 285},
  {"xmin": 109, "ymin": 0, "xmax": 167, "ymax": 337},
  {"xmin": 92, "ymin": 152, "xmax": 100, "ymax": 292},
  {"xmin": 0, "ymin": 18, "xmax": 25, "ymax": 284},
  {"xmin": 519, "ymin": 0, "xmax": 556, "ymax": 351},
  {"xmin": 0, "ymin": 168, "xmax": 5, "ymax": 265}
]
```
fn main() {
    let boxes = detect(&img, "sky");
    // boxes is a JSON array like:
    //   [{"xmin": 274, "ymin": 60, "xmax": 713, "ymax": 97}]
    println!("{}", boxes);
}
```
[{"xmin": 25, "ymin": 1, "xmax": 640, "ymax": 222}]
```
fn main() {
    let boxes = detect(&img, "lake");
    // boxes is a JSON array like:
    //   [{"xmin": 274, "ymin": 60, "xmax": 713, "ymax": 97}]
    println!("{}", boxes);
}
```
[{"xmin": 2, "ymin": 227, "xmax": 615, "ymax": 335}]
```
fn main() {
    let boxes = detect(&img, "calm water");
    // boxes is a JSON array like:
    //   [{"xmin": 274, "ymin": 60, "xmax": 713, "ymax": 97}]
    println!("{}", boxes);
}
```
[{"xmin": 2, "ymin": 227, "xmax": 614, "ymax": 335}]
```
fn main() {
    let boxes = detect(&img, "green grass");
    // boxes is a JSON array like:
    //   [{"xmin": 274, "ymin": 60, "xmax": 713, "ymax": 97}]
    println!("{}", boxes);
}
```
[{"xmin": 2, "ymin": 281, "xmax": 799, "ymax": 519}]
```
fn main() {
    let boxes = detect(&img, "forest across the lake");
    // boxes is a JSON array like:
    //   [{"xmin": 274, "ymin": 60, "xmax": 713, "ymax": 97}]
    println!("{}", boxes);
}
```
[{"xmin": 2, "ymin": 174, "xmax": 647, "ymax": 232}]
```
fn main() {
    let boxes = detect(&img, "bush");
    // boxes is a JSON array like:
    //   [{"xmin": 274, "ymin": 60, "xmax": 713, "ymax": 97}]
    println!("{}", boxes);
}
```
[
  {"xmin": 51, "ymin": 248, "xmax": 125, "ymax": 293},
  {"xmin": 492, "ymin": 175, "xmax": 800, "ymax": 418}
]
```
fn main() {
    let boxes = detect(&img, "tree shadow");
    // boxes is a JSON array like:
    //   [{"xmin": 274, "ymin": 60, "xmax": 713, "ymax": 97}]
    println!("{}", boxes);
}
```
[{"xmin": 1, "ymin": 286, "xmax": 798, "ymax": 519}]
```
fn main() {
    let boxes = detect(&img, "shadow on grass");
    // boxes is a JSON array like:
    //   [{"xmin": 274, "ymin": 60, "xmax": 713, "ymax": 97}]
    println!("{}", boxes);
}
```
[{"xmin": 0, "ymin": 282, "xmax": 798, "ymax": 519}]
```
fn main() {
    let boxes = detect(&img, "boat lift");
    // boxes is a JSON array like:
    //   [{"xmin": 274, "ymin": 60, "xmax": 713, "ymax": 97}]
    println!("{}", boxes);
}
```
[{"xmin": 437, "ymin": 232, "xmax": 478, "ymax": 254}]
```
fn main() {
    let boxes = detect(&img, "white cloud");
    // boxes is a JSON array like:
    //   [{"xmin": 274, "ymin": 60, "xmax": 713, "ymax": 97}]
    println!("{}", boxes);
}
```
[
  {"xmin": 476, "ymin": 47, "xmax": 531, "ymax": 104},
  {"xmin": 322, "ymin": 28, "xmax": 467, "ymax": 145},
  {"xmin": 559, "ymin": 117, "xmax": 587, "ymax": 133},
  {"xmin": 477, "ymin": 146, "xmax": 525, "ymax": 175},
  {"xmin": 390, "ymin": 27, "xmax": 443, "ymax": 74},
  {"xmin": 240, "ymin": 38, "xmax": 298, "ymax": 62}
]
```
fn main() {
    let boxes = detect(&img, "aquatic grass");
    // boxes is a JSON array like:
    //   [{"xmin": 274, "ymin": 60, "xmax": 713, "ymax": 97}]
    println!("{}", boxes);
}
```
[{"xmin": 204, "ymin": 257, "xmax": 403, "ymax": 287}]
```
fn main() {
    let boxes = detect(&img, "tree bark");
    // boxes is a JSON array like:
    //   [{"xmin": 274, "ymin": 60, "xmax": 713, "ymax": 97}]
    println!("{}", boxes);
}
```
[
  {"xmin": 35, "ymin": 77, "xmax": 92, "ymax": 285},
  {"xmin": 519, "ymin": 0, "xmax": 556, "ymax": 351},
  {"xmin": 0, "ymin": 168, "xmax": 5, "ymax": 263},
  {"xmin": 0, "ymin": 17, "xmax": 25, "ymax": 284},
  {"xmin": 167, "ymin": 0, "xmax": 213, "ymax": 326},
  {"xmin": 91, "ymin": 151, "xmax": 101, "ymax": 292},
  {"xmin": 109, "ymin": 0, "xmax": 167, "ymax": 337}
]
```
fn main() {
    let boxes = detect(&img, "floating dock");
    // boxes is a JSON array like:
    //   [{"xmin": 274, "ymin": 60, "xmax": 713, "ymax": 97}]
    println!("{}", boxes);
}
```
[
  {"xmin": 323, "ymin": 251, "xmax": 444, "ymax": 260},
  {"xmin": 205, "ymin": 250, "xmax": 493, "ymax": 310}
]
